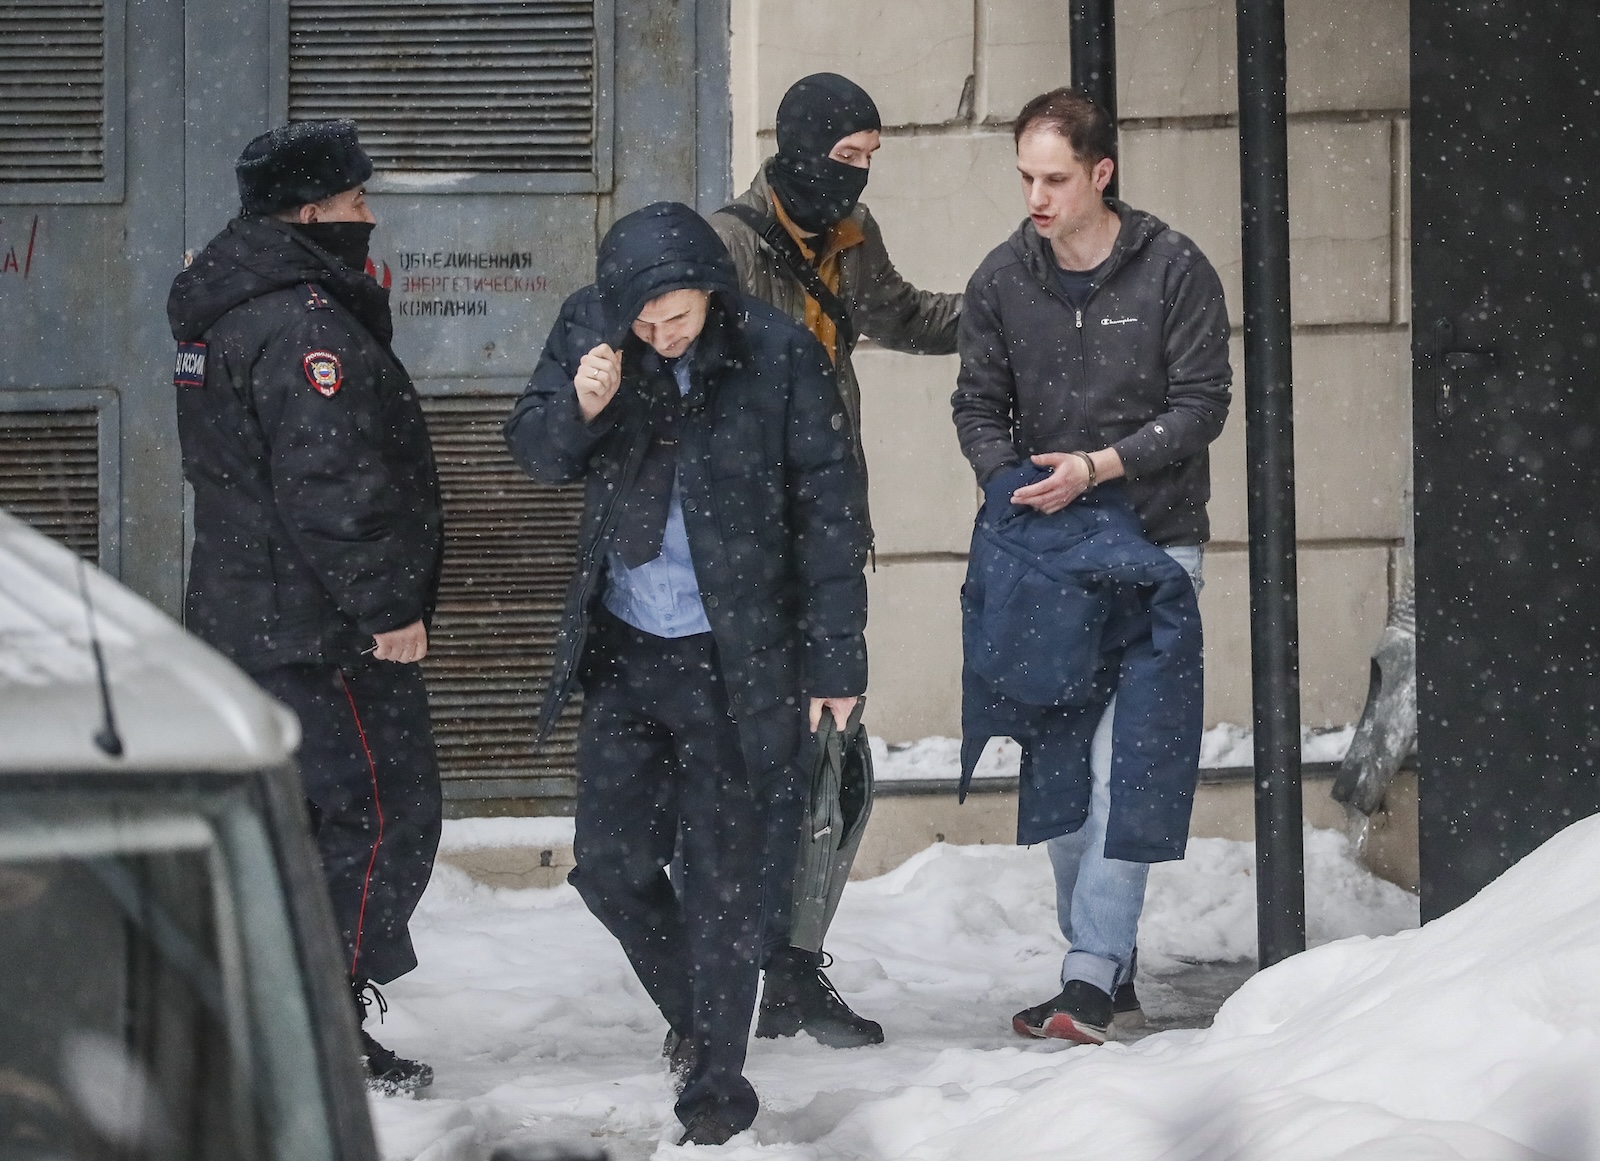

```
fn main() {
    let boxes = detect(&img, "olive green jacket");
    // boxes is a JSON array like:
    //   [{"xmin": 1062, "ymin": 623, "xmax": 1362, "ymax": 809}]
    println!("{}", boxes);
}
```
[{"xmin": 711, "ymin": 162, "xmax": 964, "ymax": 447}]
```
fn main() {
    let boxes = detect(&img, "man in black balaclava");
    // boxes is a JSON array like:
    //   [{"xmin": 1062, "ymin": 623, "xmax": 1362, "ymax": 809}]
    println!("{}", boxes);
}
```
[
  {"xmin": 715, "ymin": 74, "xmax": 962, "ymax": 454},
  {"xmin": 168, "ymin": 120, "xmax": 444, "ymax": 1096},
  {"xmin": 505, "ymin": 202, "xmax": 869, "ymax": 1145},
  {"xmin": 765, "ymin": 72, "xmax": 881, "ymax": 237},
  {"xmin": 712, "ymin": 73, "xmax": 963, "ymax": 1050}
]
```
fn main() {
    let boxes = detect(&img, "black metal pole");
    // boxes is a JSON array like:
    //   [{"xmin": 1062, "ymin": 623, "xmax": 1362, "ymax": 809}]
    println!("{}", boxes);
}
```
[
  {"xmin": 1235, "ymin": 0, "xmax": 1306, "ymax": 968},
  {"xmin": 1070, "ymin": 0, "xmax": 1118, "ymax": 199}
]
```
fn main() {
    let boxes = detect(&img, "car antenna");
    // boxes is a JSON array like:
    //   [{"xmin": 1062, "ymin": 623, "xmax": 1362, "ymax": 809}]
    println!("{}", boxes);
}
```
[{"xmin": 76, "ymin": 555, "xmax": 125, "ymax": 758}]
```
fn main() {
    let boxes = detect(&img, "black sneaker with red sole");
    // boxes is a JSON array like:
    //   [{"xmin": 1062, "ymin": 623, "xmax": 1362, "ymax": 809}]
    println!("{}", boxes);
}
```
[
  {"xmin": 1112, "ymin": 979, "xmax": 1145, "ymax": 1030},
  {"xmin": 1011, "ymin": 979, "xmax": 1114, "ymax": 1045}
]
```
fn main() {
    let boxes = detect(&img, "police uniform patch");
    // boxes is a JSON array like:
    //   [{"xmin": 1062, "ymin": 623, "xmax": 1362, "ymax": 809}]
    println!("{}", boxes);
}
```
[
  {"xmin": 173, "ymin": 341, "xmax": 207, "ymax": 388},
  {"xmin": 303, "ymin": 350, "xmax": 343, "ymax": 396}
]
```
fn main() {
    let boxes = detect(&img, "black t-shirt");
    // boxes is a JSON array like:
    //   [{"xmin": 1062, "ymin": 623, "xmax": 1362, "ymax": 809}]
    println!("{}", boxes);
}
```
[{"xmin": 1053, "ymin": 253, "xmax": 1111, "ymax": 311}]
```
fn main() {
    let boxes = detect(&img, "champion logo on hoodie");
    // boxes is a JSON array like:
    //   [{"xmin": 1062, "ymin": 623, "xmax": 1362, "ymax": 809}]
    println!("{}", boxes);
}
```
[{"xmin": 1100, "ymin": 316, "xmax": 1139, "ymax": 326}]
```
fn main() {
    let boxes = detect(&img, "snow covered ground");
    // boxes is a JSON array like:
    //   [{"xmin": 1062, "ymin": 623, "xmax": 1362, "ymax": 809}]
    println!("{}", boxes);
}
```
[
  {"xmin": 366, "ymin": 743, "xmax": 1475, "ymax": 1161},
  {"xmin": 870, "ymin": 722, "xmax": 1358, "ymax": 785}
]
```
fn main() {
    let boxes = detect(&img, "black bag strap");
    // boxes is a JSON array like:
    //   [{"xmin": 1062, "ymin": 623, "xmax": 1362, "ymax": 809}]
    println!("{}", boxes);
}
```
[{"xmin": 718, "ymin": 202, "xmax": 857, "ymax": 355}]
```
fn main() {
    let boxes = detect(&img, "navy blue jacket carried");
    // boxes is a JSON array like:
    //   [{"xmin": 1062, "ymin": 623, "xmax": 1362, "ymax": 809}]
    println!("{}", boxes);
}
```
[
  {"xmin": 503, "ymin": 203, "xmax": 870, "ymax": 783},
  {"xmin": 960, "ymin": 463, "xmax": 1203, "ymax": 861}
]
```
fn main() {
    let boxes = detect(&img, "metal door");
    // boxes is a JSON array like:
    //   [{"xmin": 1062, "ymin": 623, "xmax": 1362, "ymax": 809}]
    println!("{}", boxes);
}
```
[
  {"xmin": 0, "ymin": 0, "xmax": 185, "ymax": 602},
  {"xmin": 1, "ymin": 0, "xmax": 726, "ymax": 816},
  {"xmin": 181, "ymin": 0, "xmax": 729, "ymax": 815},
  {"xmin": 1411, "ymin": 0, "xmax": 1600, "ymax": 918}
]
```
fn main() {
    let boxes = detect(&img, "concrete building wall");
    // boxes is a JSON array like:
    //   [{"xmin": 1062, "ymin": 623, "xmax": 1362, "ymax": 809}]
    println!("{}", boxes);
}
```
[{"xmin": 728, "ymin": 0, "xmax": 1411, "ymax": 740}]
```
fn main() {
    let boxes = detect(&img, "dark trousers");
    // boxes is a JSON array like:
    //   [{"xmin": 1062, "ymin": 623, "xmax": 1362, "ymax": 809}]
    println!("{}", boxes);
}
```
[
  {"xmin": 569, "ymin": 612, "xmax": 767, "ymax": 1133},
  {"xmin": 758, "ymin": 745, "xmax": 808, "ymax": 959},
  {"xmin": 255, "ymin": 660, "xmax": 442, "ymax": 986}
]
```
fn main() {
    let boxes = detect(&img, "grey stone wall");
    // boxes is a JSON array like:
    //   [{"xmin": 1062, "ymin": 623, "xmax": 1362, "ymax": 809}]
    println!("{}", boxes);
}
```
[{"xmin": 728, "ymin": 0, "xmax": 1410, "ymax": 739}]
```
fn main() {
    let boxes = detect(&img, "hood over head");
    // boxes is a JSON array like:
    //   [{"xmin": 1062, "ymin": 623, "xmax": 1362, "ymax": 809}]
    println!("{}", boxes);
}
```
[
  {"xmin": 167, "ymin": 216, "xmax": 391, "ymax": 343},
  {"xmin": 595, "ymin": 202, "xmax": 740, "ymax": 347},
  {"xmin": 768, "ymin": 73, "xmax": 881, "ymax": 234}
]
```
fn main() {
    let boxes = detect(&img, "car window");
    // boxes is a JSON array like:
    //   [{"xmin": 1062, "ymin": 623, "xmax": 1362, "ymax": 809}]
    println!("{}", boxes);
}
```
[{"xmin": 0, "ymin": 812, "xmax": 264, "ymax": 1161}]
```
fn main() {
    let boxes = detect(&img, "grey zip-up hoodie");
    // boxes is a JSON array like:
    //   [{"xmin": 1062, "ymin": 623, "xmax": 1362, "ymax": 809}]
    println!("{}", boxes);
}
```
[{"xmin": 952, "ymin": 201, "xmax": 1231, "ymax": 545}]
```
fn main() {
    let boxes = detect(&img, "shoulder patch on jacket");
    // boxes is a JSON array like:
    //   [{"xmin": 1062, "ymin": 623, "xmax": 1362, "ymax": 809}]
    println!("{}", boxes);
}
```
[
  {"xmin": 302, "ymin": 284, "xmax": 334, "ymax": 312},
  {"xmin": 173, "ymin": 341, "xmax": 207, "ymax": 388},
  {"xmin": 303, "ymin": 349, "xmax": 343, "ymax": 396}
]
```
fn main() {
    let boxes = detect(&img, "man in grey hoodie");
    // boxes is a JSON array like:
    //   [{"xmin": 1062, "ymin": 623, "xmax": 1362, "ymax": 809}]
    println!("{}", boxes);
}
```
[{"xmin": 953, "ymin": 88, "xmax": 1231, "ymax": 1044}]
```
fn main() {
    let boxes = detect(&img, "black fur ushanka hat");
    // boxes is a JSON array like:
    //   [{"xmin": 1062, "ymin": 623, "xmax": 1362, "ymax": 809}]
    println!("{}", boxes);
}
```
[{"xmin": 235, "ymin": 119, "xmax": 374, "ymax": 216}]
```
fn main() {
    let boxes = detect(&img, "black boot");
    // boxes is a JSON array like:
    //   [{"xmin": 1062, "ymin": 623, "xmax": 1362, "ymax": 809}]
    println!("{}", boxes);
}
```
[
  {"xmin": 662, "ymin": 1028, "xmax": 698, "ymax": 1095},
  {"xmin": 677, "ymin": 1110, "xmax": 743, "ymax": 1147},
  {"xmin": 1112, "ymin": 979, "xmax": 1146, "ymax": 1029},
  {"xmin": 756, "ymin": 947, "xmax": 883, "ymax": 1048},
  {"xmin": 353, "ymin": 978, "xmax": 434, "ymax": 1096}
]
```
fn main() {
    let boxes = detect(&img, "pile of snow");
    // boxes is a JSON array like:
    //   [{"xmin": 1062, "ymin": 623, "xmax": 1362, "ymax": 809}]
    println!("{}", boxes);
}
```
[
  {"xmin": 870, "ymin": 735, "xmax": 1021, "ymax": 783},
  {"xmin": 1196, "ymin": 722, "xmax": 1355, "ymax": 769},
  {"xmin": 878, "ymin": 725, "xmax": 1357, "ymax": 785},
  {"xmin": 437, "ymin": 815, "xmax": 576, "ymax": 854},
  {"xmin": 852, "ymin": 815, "xmax": 1600, "ymax": 1161},
  {"xmin": 371, "ymin": 812, "xmax": 1444, "ymax": 1160}
]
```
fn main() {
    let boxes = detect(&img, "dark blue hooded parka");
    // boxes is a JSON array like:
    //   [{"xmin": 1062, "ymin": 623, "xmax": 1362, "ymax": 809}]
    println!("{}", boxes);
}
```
[{"xmin": 503, "ymin": 202, "xmax": 871, "ymax": 781}]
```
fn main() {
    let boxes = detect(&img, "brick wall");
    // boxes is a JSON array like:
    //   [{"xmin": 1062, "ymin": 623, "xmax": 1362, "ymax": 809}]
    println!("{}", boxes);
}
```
[{"xmin": 728, "ymin": 0, "xmax": 1411, "ymax": 740}]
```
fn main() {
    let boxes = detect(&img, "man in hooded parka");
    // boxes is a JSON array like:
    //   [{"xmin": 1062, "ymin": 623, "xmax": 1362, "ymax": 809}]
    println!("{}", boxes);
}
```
[
  {"xmin": 503, "ymin": 202, "xmax": 869, "ymax": 1146},
  {"xmin": 167, "ymin": 120, "xmax": 443, "ymax": 1094},
  {"xmin": 711, "ymin": 72, "xmax": 963, "ymax": 1049}
]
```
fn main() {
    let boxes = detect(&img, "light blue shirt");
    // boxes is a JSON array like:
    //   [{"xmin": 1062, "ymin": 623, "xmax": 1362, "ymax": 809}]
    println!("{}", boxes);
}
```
[{"xmin": 602, "ymin": 351, "xmax": 712, "ymax": 638}]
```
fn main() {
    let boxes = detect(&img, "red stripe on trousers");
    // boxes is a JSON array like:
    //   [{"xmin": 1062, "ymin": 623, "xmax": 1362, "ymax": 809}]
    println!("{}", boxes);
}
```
[{"xmin": 340, "ymin": 671, "xmax": 386, "ymax": 979}]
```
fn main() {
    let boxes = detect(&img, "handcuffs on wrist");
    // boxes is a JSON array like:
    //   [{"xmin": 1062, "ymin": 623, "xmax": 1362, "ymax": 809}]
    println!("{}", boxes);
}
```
[{"xmin": 1070, "ymin": 449, "xmax": 1097, "ymax": 489}]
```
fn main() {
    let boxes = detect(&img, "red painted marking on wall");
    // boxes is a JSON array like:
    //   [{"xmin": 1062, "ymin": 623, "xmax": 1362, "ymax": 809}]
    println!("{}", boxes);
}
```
[{"xmin": 0, "ymin": 215, "xmax": 40, "ymax": 279}]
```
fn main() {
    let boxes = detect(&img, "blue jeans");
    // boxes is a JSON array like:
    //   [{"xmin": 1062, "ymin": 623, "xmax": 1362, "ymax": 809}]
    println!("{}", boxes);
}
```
[{"xmin": 1046, "ymin": 545, "xmax": 1203, "ymax": 996}]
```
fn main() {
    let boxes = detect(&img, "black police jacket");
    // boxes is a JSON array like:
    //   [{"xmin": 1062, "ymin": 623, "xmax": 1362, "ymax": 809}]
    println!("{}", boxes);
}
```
[
  {"xmin": 504, "ymin": 287, "xmax": 870, "ymax": 778},
  {"xmin": 167, "ymin": 217, "xmax": 443, "ymax": 672}
]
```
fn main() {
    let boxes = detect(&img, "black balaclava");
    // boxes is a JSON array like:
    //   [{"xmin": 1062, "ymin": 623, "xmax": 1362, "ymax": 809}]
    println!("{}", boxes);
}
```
[
  {"xmin": 767, "ymin": 73, "xmax": 881, "ymax": 235},
  {"xmin": 293, "ymin": 220, "xmax": 375, "ymax": 272}
]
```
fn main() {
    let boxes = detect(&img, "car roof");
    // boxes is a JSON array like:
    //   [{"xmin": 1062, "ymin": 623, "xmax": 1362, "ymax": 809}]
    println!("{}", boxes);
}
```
[{"xmin": 0, "ymin": 510, "xmax": 298, "ymax": 774}]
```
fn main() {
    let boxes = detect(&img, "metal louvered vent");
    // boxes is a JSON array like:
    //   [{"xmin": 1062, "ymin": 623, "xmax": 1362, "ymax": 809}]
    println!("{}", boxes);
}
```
[
  {"xmin": 420, "ymin": 396, "xmax": 583, "ymax": 814},
  {"xmin": 0, "ymin": 410, "xmax": 99, "ymax": 561},
  {"xmin": 0, "ymin": 1, "xmax": 106, "ymax": 182},
  {"xmin": 288, "ymin": 0, "xmax": 597, "ymax": 174}
]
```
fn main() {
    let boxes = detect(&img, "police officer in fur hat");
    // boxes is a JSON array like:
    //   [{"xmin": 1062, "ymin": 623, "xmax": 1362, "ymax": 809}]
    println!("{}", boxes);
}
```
[{"xmin": 168, "ymin": 119, "xmax": 443, "ymax": 1094}]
